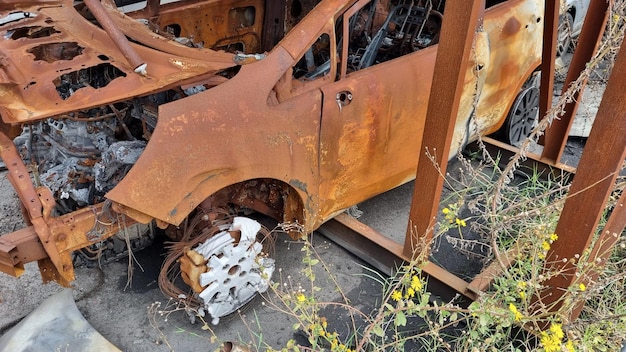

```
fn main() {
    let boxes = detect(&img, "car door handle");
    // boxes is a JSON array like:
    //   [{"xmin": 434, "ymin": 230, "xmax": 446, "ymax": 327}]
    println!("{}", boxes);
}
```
[{"xmin": 336, "ymin": 91, "xmax": 353, "ymax": 112}]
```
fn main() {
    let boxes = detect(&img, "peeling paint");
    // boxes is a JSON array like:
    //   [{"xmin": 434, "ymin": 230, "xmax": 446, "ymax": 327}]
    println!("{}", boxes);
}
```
[{"xmin": 289, "ymin": 179, "xmax": 307, "ymax": 193}]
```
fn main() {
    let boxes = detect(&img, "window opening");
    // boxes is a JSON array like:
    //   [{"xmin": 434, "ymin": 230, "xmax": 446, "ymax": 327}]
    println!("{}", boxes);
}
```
[
  {"xmin": 292, "ymin": 33, "xmax": 332, "ymax": 80},
  {"xmin": 341, "ymin": 0, "xmax": 442, "ymax": 74}
]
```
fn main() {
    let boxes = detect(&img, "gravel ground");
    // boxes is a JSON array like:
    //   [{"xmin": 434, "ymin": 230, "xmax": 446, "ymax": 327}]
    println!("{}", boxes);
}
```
[{"xmin": 0, "ymin": 179, "xmax": 382, "ymax": 351}]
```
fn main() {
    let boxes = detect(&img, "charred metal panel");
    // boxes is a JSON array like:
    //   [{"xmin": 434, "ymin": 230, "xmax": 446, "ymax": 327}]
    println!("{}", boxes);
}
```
[
  {"xmin": 125, "ymin": 0, "xmax": 266, "ymax": 53},
  {"xmin": 476, "ymin": 0, "xmax": 544, "ymax": 135},
  {"xmin": 318, "ymin": 49, "xmax": 435, "ymax": 215},
  {"xmin": 261, "ymin": 0, "xmax": 286, "ymax": 52},
  {"xmin": 0, "ymin": 1, "xmax": 235, "ymax": 124},
  {"xmin": 107, "ymin": 0, "xmax": 544, "ymax": 233},
  {"xmin": 106, "ymin": 46, "xmax": 323, "ymax": 228}
]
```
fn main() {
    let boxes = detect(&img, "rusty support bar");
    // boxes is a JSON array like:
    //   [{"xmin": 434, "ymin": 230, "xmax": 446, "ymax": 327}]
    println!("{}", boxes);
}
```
[
  {"xmin": 465, "ymin": 137, "xmax": 575, "ymax": 181},
  {"xmin": 0, "ymin": 226, "xmax": 48, "ymax": 277},
  {"xmin": 405, "ymin": 0, "xmax": 485, "ymax": 257},
  {"xmin": 538, "ymin": 33, "xmax": 626, "ymax": 315},
  {"xmin": 318, "ymin": 213, "xmax": 404, "ymax": 276},
  {"xmin": 0, "ymin": 133, "xmax": 42, "ymax": 221},
  {"xmin": 0, "ymin": 132, "xmax": 70, "ymax": 284},
  {"xmin": 569, "ymin": 188, "xmax": 626, "ymax": 320},
  {"xmin": 1, "ymin": 130, "xmax": 132, "ymax": 284},
  {"xmin": 467, "ymin": 246, "xmax": 519, "ymax": 294},
  {"xmin": 538, "ymin": 0, "xmax": 558, "ymax": 130},
  {"xmin": 83, "ymin": 0, "xmax": 148, "ymax": 75},
  {"xmin": 319, "ymin": 213, "xmax": 477, "ymax": 302},
  {"xmin": 540, "ymin": 0, "xmax": 608, "ymax": 162}
]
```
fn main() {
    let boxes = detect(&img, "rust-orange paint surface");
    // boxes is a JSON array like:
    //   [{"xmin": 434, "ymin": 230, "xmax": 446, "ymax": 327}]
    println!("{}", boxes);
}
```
[{"xmin": 0, "ymin": 0, "xmax": 543, "ymax": 284}]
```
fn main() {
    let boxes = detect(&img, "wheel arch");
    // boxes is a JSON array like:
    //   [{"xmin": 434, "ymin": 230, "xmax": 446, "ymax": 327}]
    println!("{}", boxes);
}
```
[{"xmin": 197, "ymin": 178, "xmax": 308, "ymax": 232}]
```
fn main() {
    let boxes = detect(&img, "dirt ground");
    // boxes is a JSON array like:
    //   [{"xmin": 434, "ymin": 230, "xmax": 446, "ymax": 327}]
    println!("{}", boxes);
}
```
[{"xmin": 0, "ymin": 174, "xmax": 385, "ymax": 351}]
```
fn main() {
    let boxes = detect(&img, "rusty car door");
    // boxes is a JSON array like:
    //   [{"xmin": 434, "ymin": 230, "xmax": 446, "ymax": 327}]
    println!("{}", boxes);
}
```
[
  {"xmin": 315, "ymin": 0, "xmax": 542, "ymax": 220},
  {"xmin": 317, "ymin": 0, "xmax": 437, "ymax": 217}
]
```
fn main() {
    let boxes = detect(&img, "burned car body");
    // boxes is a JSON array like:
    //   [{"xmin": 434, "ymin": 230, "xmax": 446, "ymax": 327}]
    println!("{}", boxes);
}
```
[{"xmin": 0, "ymin": 0, "xmax": 543, "ymax": 321}]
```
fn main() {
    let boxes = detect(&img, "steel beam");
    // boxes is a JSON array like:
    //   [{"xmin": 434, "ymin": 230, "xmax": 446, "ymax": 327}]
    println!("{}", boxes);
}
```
[
  {"xmin": 538, "ymin": 29, "xmax": 626, "ymax": 314},
  {"xmin": 465, "ymin": 137, "xmax": 575, "ymax": 181},
  {"xmin": 0, "ymin": 226, "xmax": 48, "ymax": 277},
  {"xmin": 538, "ymin": 0, "xmax": 558, "ymax": 135},
  {"xmin": 319, "ymin": 213, "xmax": 477, "ymax": 302},
  {"xmin": 541, "ymin": 0, "xmax": 609, "ymax": 163},
  {"xmin": 405, "ymin": 0, "xmax": 485, "ymax": 257}
]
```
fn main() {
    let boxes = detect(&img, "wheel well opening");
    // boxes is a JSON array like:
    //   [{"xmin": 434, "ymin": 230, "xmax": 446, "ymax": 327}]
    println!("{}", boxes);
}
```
[{"xmin": 198, "ymin": 178, "xmax": 306, "ymax": 229}]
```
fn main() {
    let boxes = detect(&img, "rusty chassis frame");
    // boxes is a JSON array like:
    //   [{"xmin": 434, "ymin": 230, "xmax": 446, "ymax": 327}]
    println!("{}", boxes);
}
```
[{"xmin": 0, "ymin": 131, "xmax": 137, "ymax": 284}]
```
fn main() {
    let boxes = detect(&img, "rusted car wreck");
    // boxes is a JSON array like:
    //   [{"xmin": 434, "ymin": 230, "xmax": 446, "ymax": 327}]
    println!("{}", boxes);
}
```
[{"xmin": 0, "ymin": 0, "xmax": 543, "ymax": 322}]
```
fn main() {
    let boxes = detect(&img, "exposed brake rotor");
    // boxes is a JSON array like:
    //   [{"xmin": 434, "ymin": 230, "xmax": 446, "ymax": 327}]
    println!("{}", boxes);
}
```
[{"xmin": 177, "ymin": 216, "xmax": 275, "ymax": 325}]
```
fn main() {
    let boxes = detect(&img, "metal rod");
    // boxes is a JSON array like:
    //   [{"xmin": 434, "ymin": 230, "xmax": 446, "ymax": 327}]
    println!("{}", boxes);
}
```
[{"xmin": 83, "ymin": 0, "xmax": 148, "ymax": 75}]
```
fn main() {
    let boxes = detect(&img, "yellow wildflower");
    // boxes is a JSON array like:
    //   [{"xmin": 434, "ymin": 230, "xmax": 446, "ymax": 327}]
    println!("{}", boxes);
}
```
[
  {"xmin": 442, "ymin": 208, "xmax": 450, "ymax": 214},
  {"xmin": 405, "ymin": 287, "xmax": 415, "ymax": 299},
  {"xmin": 391, "ymin": 290, "xmax": 403, "ymax": 302},
  {"xmin": 578, "ymin": 283, "xmax": 586, "ymax": 292},
  {"xmin": 508, "ymin": 303, "xmax": 523, "ymax": 321},
  {"xmin": 540, "ymin": 331, "xmax": 560, "ymax": 352},
  {"xmin": 455, "ymin": 218, "xmax": 467, "ymax": 227},
  {"xmin": 565, "ymin": 340, "xmax": 575, "ymax": 352},
  {"xmin": 519, "ymin": 291, "xmax": 526, "ymax": 300},
  {"xmin": 549, "ymin": 233, "xmax": 559, "ymax": 242},
  {"xmin": 296, "ymin": 293, "xmax": 306, "ymax": 303},
  {"xmin": 550, "ymin": 323, "xmax": 564, "ymax": 340},
  {"xmin": 411, "ymin": 275, "xmax": 423, "ymax": 291},
  {"xmin": 542, "ymin": 241, "xmax": 551, "ymax": 251}
]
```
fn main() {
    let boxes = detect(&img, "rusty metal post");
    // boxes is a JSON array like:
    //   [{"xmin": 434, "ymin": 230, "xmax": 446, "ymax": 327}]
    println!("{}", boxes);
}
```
[
  {"xmin": 540, "ymin": 0, "xmax": 608, "ymax": 162},
  {"xmin": 83, "ymin": 0, "xmax": 148, "ymax": 75},
  {"xmin": 145, "ymin": 0, "xmax": 160, "ymax": 17},
  {"xmin": 538, "ymin": 0, "xmax": 559, "ymax": 131},
  {"xmin": 404, "ymin": 0, "xmax": 485, "ymax": 257},
  {"xmin": 569, "ymin": 189, "xmax": 626, "ymax": 320},
  {"xmin": 538, "ymin": 34, "xmax": 626, "ymax": 315}
]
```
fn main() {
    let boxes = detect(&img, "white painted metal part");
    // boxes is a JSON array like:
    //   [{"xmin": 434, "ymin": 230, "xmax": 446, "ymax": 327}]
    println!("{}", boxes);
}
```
[{"xmin": 194, "ymin": 217, "xmax": 275, "ymax": 325}]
